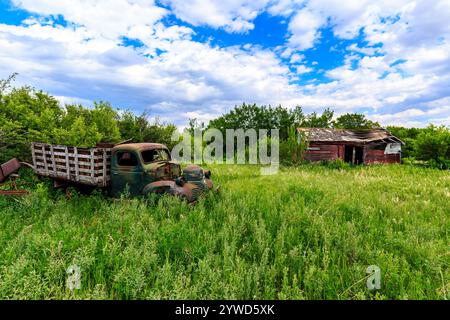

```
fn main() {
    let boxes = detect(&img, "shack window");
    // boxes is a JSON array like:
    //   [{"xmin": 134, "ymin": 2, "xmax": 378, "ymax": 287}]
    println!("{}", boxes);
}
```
[
  {"xmin": 117, "ymin": 152, "xmax": 138, "ymax": 166},
  {"xmin": 141, "ymin": 149, "xmax": 170, "ymax": 163},
  {"xmin": 370, "ymin": 143, "xmax": 386, "ymax": 150}
]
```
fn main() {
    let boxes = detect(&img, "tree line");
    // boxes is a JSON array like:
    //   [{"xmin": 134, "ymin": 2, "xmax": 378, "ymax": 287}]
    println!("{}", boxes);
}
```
[
  {"xmin": 1, "ymin": 75, "xmax": 449, "ymax": 168},
  {"xmin": 0, "ymin": 75, "xmax": 176, "ymax": 163},
  {"xmin": 195, "ymin": 103, "xmax": 450, "ymax": 169},
  {"xmin": 205, "ymin": 103, "xmax": 380, "ymax": 140}
]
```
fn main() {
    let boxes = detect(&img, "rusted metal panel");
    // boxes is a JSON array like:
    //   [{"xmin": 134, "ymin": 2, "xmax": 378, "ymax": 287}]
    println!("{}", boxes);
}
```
[
  {"xmin": 384, "ymin": 143, "xmax": 402, "ymax": 154},
  {"xmin": 0, "ymin": 189, "xmax": 29, "ymax": 196},
  {"xmin": 0, "ymin": 158, "xmax": 21, "ymax": 182},
  {"xmin": 297, "ymin": 128, "xmax": 405, "ymax": 145},
  {"xmin": 141, "ymin": 164, "xmax": 213, "ymax": 203}
]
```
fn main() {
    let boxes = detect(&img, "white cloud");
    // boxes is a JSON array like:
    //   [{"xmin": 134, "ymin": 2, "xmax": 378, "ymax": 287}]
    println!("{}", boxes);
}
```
[
  {"xmin": 346, "ymin": 43, "xmax": 379, "ymax": 56},
  {"xmin": 163, "ymin": 0, "xmax": 270, "ymax": 33},
  {"xmin": 295, "ymin": 65, "xmax": 312, "ymax": 74},
  {"xmin": 267, "ymin": 0, "xmax": 303, "ymax": 17},
  {"xmin": 11, "ymin": 0, "xmax": 168, "ymax": 40},
  {"xmin": 0, "ymin": 17, "xmax": 298, "ymax": 126},
  {"xmin": 287, "ymin": 8, "xmax": 324, "ymax": 50},
  {"xmin": 1, "ymin": 0, "xmax": 450, "ymax": 128},
  {"xmin": 289, "ymin": 53, "xmax": 304, "ymax": 64}
]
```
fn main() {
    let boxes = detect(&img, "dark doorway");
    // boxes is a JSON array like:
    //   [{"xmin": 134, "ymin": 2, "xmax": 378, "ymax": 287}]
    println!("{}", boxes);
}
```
[{"xmin": 344, "ymin": 145, "xmax": 364, "ymax": 164}]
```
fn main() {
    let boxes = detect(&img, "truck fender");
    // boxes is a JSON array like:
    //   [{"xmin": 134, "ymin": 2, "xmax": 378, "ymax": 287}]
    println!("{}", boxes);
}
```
[{"xmin": 142, "ymin": 180, "xmax": 198, "ymax": 202}]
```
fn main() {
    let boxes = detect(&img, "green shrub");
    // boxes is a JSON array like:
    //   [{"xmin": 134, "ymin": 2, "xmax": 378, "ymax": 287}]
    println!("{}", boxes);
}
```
[
  {"xmin": 320, "ymin": 158, "xmax": 352, "ymax": 169},
  {"xmin": 0, "ymin": 75, "xmax": 177, "ymax": 162},
  {"xmin": 426, "ymin": 157, "xmax": 450, "ymax": 170},
  {"xmin": 414, "ymin": 125, "xmax": 450, "ymax": 162}
]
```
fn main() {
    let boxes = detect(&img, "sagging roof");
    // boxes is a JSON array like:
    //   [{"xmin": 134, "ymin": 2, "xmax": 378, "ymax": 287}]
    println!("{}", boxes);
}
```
[{"xmin": 297, "ymin": 128, "xmax": 405, "ymax": 145}]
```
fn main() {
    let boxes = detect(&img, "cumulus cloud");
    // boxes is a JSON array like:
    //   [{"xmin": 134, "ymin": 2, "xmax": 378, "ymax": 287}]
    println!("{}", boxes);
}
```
[
  {"xmin": 287, "ymin": 8, "xmax": 324, "ymax": 50},
  {"xmin": 0, "ymin": 14, "xmax": 298, "ymax": 125},
  {"xmin": 163, "ymin": 0, "xmax": 271, "ymax": 33},
  {"xmin": 0, "ymin": 0, "xmax": 449, "ymax": 127},
  {"xmin": 11, "ymin": 0, "xmax": 168, "ymax": 40}
]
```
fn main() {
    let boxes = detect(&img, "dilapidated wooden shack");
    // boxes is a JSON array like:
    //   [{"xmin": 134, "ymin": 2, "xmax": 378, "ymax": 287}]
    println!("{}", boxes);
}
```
[{"xmin": 297, "ymin": 128, "xmax": 405, "ymax": 164}]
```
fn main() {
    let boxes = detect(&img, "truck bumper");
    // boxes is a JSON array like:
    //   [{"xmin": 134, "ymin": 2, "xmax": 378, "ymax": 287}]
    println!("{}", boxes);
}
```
[{"xmin": 142, "ymin": 179, "xmax": 212, "ymax": 203}]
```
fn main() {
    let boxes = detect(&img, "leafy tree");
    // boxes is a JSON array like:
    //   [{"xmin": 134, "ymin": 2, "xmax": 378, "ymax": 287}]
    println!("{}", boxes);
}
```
[
  {"xmin": 0, "ymin": 76, "xmax": 64, "ymax": 161},
  {"xmin": 302, "ymin": 108, "xmax": 334, "ymax": 128},
  {"xmin": 90, "ymin": 101, "xmax": 121, "ymax": 143},
  {"xmin": 387, "ymin": 126, "xmax": 422, "ymax": 158},
  {"xmin": 117, "ymin": 111, "xmax": 177, "ymax": 148},
  {"xmin": 118, "ymin": 111, "xmax": 148, "ymax": 142},
  {"xmin": 142, "ymin": 118, "xmax": 178, "ymax": 149},
  {"xmin": 279, "ymin": 127, "xmax": 308, "ymax": 165},
  {"xmin": 333, "ymin": 113, "xmax": 380, "ymax": 129},
  {"xmin": 208, "ymin": 103, "xmax": 306, "ymax": 140},
  {"xmin": 61, "ymin": 102, "xmax": 121, "ymax": 144},
  {"xmin": 65, "ymin": 116, "xmax": 102, "ymax": 147},
  {"xmin": 186, "ymin": 118, "xmax": 205, "ymax": 136},
  {"xmin": 0, "ymin": 75, "xmax": 177, "ymax": 162},
  {"xmin": 414, "ymin": 125, "xmax": 450, "ymax": 163}
]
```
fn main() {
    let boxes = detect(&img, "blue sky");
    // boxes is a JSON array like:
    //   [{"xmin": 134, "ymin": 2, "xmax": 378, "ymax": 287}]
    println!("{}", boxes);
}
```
[{"xmin": 0, "ymin": 0, "xmax": 449, "ymax": 127}]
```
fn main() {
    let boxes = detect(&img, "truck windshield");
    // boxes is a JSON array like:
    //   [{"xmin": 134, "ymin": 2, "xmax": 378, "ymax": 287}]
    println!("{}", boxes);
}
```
[{"xmin": 141, "ymin": 149, "xmax": 170, "ymax": 163}]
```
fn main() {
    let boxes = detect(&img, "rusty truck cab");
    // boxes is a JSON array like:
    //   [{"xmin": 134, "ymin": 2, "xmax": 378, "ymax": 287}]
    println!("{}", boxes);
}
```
[{"xmin": 110, "ymin": 143, "xmax": 178, "ymax": 197}]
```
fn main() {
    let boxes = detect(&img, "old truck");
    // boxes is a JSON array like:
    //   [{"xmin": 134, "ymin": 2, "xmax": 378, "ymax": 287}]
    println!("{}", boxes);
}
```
[{"xmin": 30, "ymin": 142, "xmax": 213, "ymax": 202}]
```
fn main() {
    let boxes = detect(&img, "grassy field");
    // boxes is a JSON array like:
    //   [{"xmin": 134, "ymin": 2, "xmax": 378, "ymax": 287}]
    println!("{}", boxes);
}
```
[{"xmin": 0, "ymin": 164, "xmax": 449, "ymax": 299}]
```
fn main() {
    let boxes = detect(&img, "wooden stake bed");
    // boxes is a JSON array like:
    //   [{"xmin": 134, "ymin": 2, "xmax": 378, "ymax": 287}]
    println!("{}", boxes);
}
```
[{"xmin": 31, "ymin": 142, "xmax": 111, "ymax": 187}]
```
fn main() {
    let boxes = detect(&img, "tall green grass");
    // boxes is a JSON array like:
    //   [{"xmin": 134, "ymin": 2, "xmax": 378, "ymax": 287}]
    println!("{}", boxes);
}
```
[{"xmin": 0, "ymin": 164, "xmax": 448, "ymax": 299}]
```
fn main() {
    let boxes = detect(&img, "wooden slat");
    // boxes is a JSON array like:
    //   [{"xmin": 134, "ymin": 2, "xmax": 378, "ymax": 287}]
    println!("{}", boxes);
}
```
[
  {"xmin": 34, "ymin": 156, "xmax": 110, "ymax": 168},
  {"xmin": 33, "ymin": 157, "xmax": 111, "ymax": 167},
  {"xmin": 102, "ymin": 149, "xmax": 107, "ymax": 187},
  {"xmin": 90, "ymin": 149, "xmax": 95, "ymax": 180},
  {"xmin": 33, "ymin": 150, "xmax": 104, "ymax": 159},
  {"xmin": 34, "ymin": 170, "xmax": 98, "ymax": 183},
  {"xmin": 31, "ymin": 143, "xmax": 37, "ymax": 169},
  {"xmin": 65, "ymin": 146, "xmax": 70, "ymax": 178},
  {"xmin": 74, "ymin": 147, "xmax": 79, "ymax": 182},
  {"xmin": 31, "ymin": 143, "xmax": 112, "ymax": 187},
  {"xmin": 35, "ymin": 164, "xmax": 106, "ymax": 174},
  {"xmin": 42, "ymin": 144, "xmax": 49, "ymax": 175},
  {"xmin": 50, "ymin": 145, "xmax": 57, "ymax": 173},
  {"xmin": 33, "ymin": 164, "xmax": 111, "ymax": 175},
  {"xmin": 34, "ymin": 169, "xmax": 109, "ymax": 182}
]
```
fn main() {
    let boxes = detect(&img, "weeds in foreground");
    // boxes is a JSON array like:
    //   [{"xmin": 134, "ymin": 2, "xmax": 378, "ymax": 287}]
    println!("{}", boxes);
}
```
[{"xmin": 0, "ymin": 165, "xmax": 448, "ymax": 299}]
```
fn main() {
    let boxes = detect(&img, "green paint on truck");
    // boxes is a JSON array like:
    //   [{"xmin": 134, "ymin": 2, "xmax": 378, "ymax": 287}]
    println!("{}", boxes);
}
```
[{"xmin": 31, "ymin": 142, "xmax": 214, "ymax": 203}]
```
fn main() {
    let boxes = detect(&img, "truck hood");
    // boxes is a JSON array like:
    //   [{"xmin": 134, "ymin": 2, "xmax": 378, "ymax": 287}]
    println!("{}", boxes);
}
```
[
  {"xmin": 143, "ymin": 160, "xmax": 181, "ymax": 180},
  {"xmin": 143, "ymin": 160, "xmax": 179, "ymax": 171}
]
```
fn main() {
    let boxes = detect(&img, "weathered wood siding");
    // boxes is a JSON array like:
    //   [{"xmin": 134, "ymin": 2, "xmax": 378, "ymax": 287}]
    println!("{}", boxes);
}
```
[
  {"xmin": 304, "ymin": 142, "xmax": 401, "ymax": 164},
  {"xmin": 31, "ymin": 143, "xmax": 112, "ymax": 187},
  {"xmin": 364, "ymin": 149, "xmax": 400, "ymax": 164},
  {"xmin": 304, "ymin": 143, "xmax": 341, "ymax": 162}
]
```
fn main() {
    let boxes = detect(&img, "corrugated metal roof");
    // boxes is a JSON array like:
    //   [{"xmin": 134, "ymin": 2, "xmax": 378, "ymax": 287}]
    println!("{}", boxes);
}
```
[{"xmin": 297, "ymin": 128, "xmax": 404, "ymax": 144}]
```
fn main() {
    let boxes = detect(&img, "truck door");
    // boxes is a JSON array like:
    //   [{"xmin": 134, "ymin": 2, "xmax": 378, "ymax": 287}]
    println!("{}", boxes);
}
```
[{"xmin": 111, "ymin": 150, "xmax": 143, "ymax": 197}]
